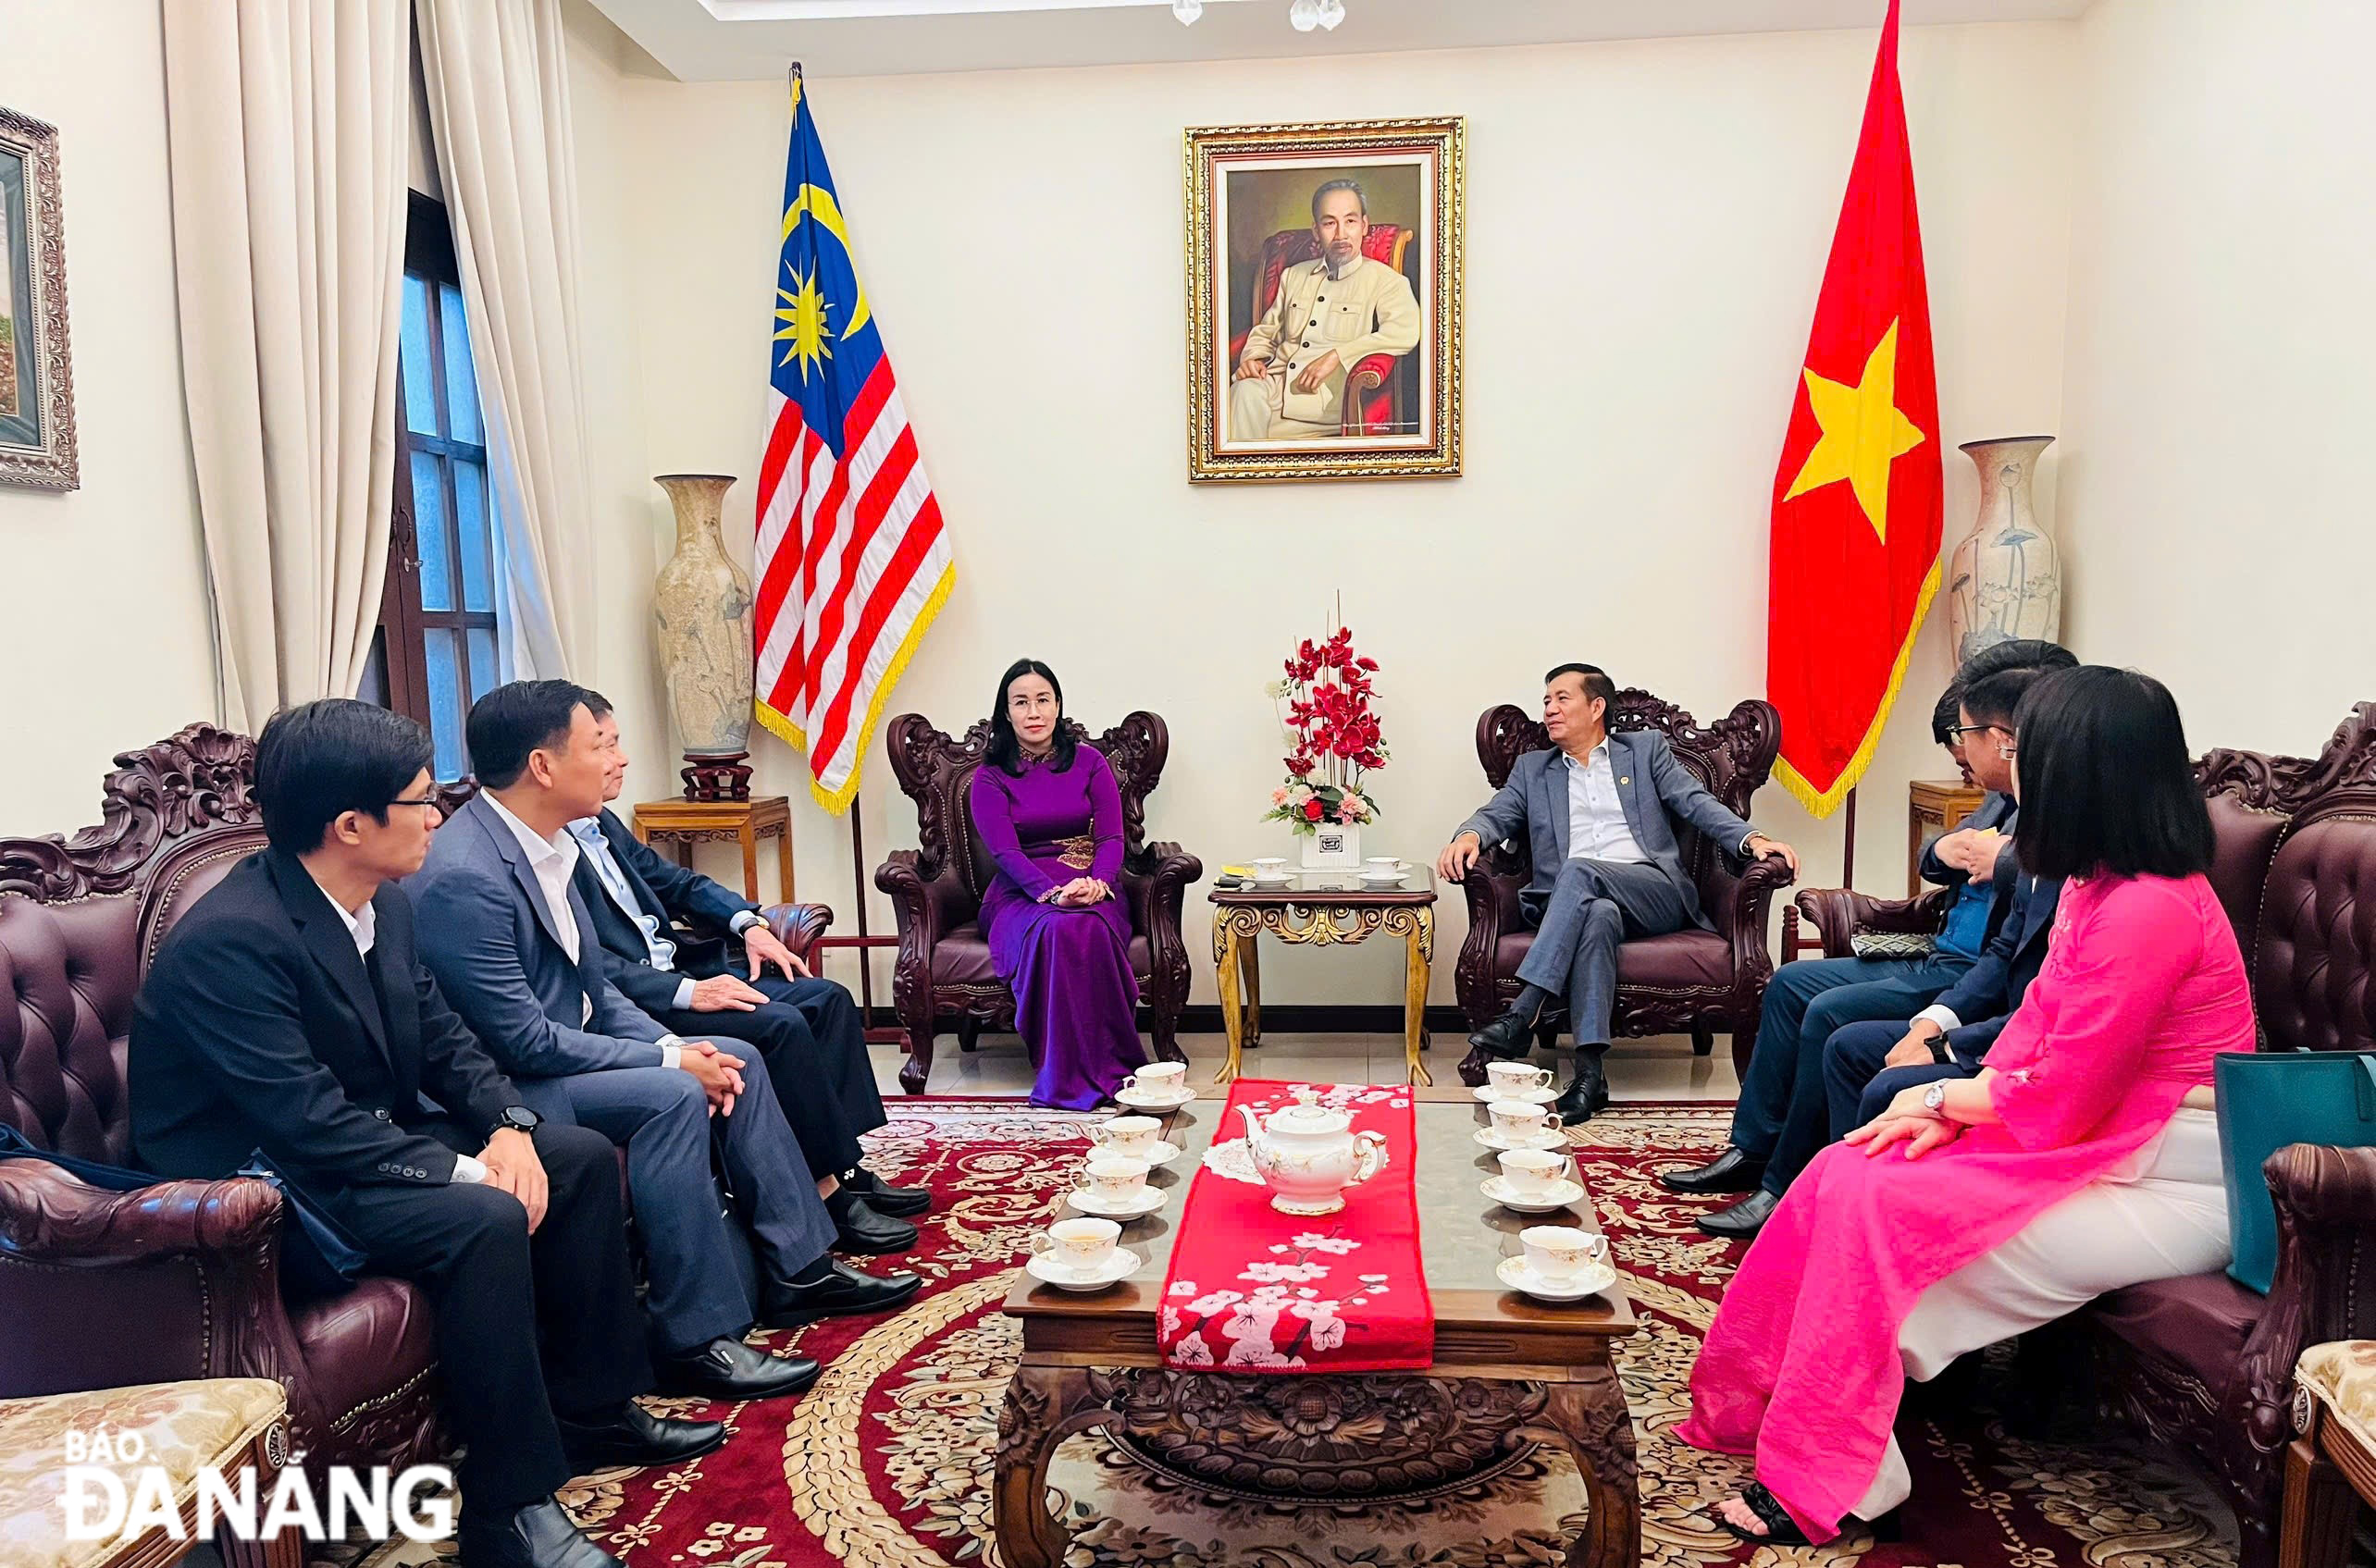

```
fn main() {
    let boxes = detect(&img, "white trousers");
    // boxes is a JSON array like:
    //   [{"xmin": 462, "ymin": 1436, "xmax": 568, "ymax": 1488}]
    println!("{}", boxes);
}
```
[{"xmin": 1850, "ymin": 1107, "xmax": 2231, "ymax": 1521}]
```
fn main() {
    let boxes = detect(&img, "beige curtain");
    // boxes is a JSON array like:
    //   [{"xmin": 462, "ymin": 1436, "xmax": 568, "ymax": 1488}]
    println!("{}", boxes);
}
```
[
  {"xmin": 414, "ymin": 0, "xmax": 595, "ymax": 680},
  {"xmin": 163, "ymin": 0, "xmax": 411, "ymax": 733}
]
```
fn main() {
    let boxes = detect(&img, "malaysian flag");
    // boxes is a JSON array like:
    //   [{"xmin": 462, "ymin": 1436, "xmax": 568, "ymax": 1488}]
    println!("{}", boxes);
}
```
[{"xmin": 752, "ymin": 68, "xmax": 955, "ymax": 814}]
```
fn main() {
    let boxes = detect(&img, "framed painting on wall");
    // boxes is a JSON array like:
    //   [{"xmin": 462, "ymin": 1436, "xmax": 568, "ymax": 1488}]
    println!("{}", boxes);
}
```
[
  {"xmin": 1, "ymin": 106, "xmax": 77, "ymax": 491},
  {"xmin": 1185, "ymin": 117, "xmax": 1463, "ymax": 483}
]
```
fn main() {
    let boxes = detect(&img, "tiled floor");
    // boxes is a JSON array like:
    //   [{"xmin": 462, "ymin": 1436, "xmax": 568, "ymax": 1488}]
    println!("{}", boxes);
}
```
[{"xmin": 868, "ymin": 1030, "xmax": 1743, "ymax": 1102}]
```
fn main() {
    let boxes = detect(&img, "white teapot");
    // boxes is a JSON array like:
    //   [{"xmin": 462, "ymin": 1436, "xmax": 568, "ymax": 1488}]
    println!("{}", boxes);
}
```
[{"xmin": 1237, "ymin": 1086, "xmax": 1389, "ymax": 1216}]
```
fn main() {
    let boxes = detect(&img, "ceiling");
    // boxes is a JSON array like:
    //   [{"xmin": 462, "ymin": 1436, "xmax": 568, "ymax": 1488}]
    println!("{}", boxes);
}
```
[{"xmin": 585, "ymin": 0, "xmax": 2093, "ymax": 82}]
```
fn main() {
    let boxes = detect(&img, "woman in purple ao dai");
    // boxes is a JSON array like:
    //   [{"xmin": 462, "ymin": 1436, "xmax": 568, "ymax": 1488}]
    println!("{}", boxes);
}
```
[{"xmin": 969, "ymin": 660, "xmax": 1147, "ymax": 1109}]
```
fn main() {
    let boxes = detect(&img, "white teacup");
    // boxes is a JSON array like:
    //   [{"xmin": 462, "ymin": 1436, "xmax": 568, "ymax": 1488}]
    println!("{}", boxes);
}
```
[
  {"xmin": 1485, "ymin": 1060, "xmax": 1554, "ymax": 1093},
  {"xmin": 1487, "ymin": 1098, "xmax": 1562, "ymax": 1141},
  {"xmin": 1364, "ymin": 856, "xmax": 1402, "ymax": 870},
  {"xmin": 1125, "ymin": 1062, "xmax": 1188, "ymax": 1098},
  {"xmin": 1519, "ymin": 1224, "xmax": 1608, "ymax": 1280},
  {"xmin": 1032, "ymin": 1216, "xmax": 1121, "ymax": 1274},
  {"xmin": 1251, "ymin": 858, "xmax": 1291, "ymax": 882},
  {"xmin": 1072, "ymin": 1156, "xmax": 1151, "ymax": 1204},
  {"xmin": 1497, "ymin": 1146, "xmax": 1572, "ymax": 1195},
  {"xmin": 1087, "ymin": 1115, "xmax": 1163, "ymax": 1157}
]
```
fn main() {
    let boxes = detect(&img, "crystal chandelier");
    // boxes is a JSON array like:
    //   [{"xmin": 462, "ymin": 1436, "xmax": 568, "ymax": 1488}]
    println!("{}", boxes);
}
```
[{"xmin": 1172, "ymin": 0, "xmax": 1345, "ymax": 29}]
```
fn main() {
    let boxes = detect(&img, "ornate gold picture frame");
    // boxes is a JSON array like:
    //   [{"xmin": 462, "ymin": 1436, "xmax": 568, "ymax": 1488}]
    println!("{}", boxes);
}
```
[
  {"xmin": 0, "ymin": 106, "xmax": 77, "ymax": 491},
  {"xmin": 1185, "ymin": 117, "xmax": 1463, "ymax": 483}
]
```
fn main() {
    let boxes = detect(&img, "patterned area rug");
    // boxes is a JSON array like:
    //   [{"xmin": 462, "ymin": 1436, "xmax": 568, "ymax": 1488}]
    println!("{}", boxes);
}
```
[{"xmin": 330, "ymin": 1098, "xmax": 2238, "ymax": 1568}]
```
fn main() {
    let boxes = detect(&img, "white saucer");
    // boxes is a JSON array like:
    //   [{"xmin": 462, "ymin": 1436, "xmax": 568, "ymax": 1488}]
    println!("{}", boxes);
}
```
[
  {"xmin": 1115, "ymin": 1085, "xmax": 1195, "ymax": 1111},
  {"xmin": 1496, "ymin": 1254, "xmax": 1616, "ymax": 1303},
  {"xmin": 1472, "ymin": 1083, "xmax": 1557, "ymax": 1105},
  {"xmin": 1480, "ymin": 1176, "xmax": 1588, "ymax": 1215},
  {"xmin": 1137, "ymin": 1140, "xmax": 1185, "ymax": 1167},
  {"xmin": 1067, "ymin": 1186, "xmax": 1166, "ymax": 1219},
  {"xmin": 1250, "ymin": 875, "xmax": 1293, "ymax": 889},
  {"xmin": 1475, "ymin": 1126, "xmax": 1567, "ymax": 1154},
  {"xmin": 1025, "ymin": 1248, "xmax": 1140, "ymax": 1292},
  {"xmin": 1358, "ymin": 874, "xmax": 1406, "ymax": 887}
]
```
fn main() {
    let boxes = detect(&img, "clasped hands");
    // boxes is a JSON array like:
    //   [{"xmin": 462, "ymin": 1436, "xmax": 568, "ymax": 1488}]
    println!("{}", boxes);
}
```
[
  {"xmin": 1932, "ymin": 826, "xmax": 2009, "ymax": 883},
  {"xmin": 1040, "ymin": 877, "xmax": 1113, "ymax": 907},
  {"xmin": 1233, "ymin": 348, "xmax": 1343, "ymax": 396},
  {"xmin": 1845, "ymin": 1081, "xmax": 1963, "ymax": 1161},
  {"xmin": 475, "ymin": 1127, "xmax": 549, "ymax": 1232}
]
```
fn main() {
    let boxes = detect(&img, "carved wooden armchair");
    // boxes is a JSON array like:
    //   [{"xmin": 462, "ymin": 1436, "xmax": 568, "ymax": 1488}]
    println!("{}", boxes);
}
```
[
  {"xmin": 1794, "ymin": 705, "xmax": 2376, "ymax": 1568},
  {"xmin": 1229, "ymin": 224, "xmax": 1418, "ymax": 438},
  {"xmin": 874, "ymin": 712, "xmax": 1201, "ymax": 1095},
  {"xmin": 1450, "ymin": 691, "xmax": 1795, "ymax": 1082},
  {"xmin": 0, "ymin": 727, "xmax": 440, "ymax": 1492}
]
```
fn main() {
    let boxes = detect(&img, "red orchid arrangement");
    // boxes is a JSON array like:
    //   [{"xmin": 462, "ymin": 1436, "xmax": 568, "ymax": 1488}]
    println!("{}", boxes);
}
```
[{"xmin": 1262, "ymin": 624, "xmax": 1387, "ymax": 835}]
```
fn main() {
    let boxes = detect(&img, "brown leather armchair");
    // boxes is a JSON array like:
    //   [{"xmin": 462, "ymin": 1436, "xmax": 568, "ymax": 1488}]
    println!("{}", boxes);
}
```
[
  {"xmin": 1451, "ymin": 691, "xmax": 1795, "ymax": 1082},
  {"xmin": 874, "ymin": 711, "xmax": 1201, "ymax": 1095},
  {"xmin": 0, "ymin": 726, "xmax": 440, "ymax": 1490},
  {"xmin": 0, "ymin": 727, "xmax": 836, "ymax": 1498},
  {"xmin": 1793, "ymin": 704, "xmax": 2376, "ymax": 1568}
]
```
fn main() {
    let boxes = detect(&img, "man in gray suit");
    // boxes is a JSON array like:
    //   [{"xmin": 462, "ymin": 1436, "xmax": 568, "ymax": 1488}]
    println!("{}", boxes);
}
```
[
  {"xmin": 1440, "ymin": 663, "xmax": 1799, "ymax": 1124},
  {"xmin": 409, "ymin": 682, "xmax": 919, "ymax": 1396}
]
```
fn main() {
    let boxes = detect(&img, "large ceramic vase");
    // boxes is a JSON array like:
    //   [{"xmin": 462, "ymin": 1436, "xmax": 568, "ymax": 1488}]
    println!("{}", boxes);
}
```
[
  {"xmin": 652, "ymin": 474, "xmax": 756, "ymax": 800},
  {"xmin": 1948, "ymin": 437, "xmax": 2062, "ymax": 664}
]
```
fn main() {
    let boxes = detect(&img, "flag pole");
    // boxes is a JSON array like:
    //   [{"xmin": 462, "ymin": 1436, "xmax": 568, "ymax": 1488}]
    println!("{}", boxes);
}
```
[{"xmin": 1841, "ymin": 784, "xmax": 1858, "ymax": 888}]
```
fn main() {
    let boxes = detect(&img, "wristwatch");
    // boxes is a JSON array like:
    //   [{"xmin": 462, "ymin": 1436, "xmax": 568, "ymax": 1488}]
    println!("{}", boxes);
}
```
[
  {"xmin": 1922, "ymin": 1081, "xmax": 1949, "ymax": 1116},
  {"xmin": 1925, "ymin": 1037, "xmax": 1952, "ymax": 1066},
  {"xmin": 498, "ymin": 1105, "xmax": 542, "ymax": 1135}
]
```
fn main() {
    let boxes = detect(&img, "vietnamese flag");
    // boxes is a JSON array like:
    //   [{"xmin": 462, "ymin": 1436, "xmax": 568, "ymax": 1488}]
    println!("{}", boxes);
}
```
[{"xmin": 1767, "ymin": 0, "xmax": 1942, "ymax": 818}]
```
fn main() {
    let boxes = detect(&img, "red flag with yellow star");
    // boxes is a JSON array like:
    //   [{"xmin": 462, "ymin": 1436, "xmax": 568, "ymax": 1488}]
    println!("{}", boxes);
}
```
[{"xmin": 1767, "ymin": 0, "xmax": 1941, "ymax": 818}]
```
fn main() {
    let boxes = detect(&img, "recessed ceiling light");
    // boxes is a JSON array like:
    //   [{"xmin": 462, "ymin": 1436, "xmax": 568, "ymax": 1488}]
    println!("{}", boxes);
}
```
[{"xmin": 1172, "ymin": 0, "xmax": 1201, "ymax": 20}]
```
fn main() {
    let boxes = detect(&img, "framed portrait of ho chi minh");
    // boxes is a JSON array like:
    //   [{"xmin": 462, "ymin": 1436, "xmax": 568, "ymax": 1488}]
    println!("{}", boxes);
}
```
[
  {"xmin": 1185, "ymin": 117, "xmax": 1463, "ymax": 483},
  {"xmin": 0, "ymin": 106, "xmax": 76, "ymax": 491}
]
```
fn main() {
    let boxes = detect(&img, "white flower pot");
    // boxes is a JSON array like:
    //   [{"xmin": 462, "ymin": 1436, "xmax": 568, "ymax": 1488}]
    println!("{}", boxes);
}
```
[{"xmin": 1300, "ymin": 821, "xmax": 1361, "ymax": 870}]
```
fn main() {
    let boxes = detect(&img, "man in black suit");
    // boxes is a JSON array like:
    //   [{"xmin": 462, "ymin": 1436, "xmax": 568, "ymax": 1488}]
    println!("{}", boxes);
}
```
[
  {"xmin": 130, "ymin": 701, "xmax": 734, "ymax": 1568},
  {"xmin": 568, "ymin": 692, "xmax": 925, "ymax": 1254}
]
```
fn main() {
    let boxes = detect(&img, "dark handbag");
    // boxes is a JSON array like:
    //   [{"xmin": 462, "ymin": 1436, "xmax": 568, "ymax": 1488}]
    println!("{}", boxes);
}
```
[
  {"xmin": 2213, "ymin": 1049, "xmax": 2376, "ymax": 1293},
  {"xmin": 0, "ymin": 1127, "xmax": 367, "ymax": 1300}
]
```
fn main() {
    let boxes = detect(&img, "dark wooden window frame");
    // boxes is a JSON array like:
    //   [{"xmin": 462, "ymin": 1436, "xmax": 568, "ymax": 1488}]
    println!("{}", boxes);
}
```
[{"xmin": 375, "ymin": 191, "xmax": 501, "ymax": 777}]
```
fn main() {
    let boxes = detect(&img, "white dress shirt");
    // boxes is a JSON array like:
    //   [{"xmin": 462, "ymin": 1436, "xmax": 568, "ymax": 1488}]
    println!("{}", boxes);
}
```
[
  {"xmin": 567, "ymin": 817, "xmax": 762, "ymax": 1013},
  {"xmin": 486, "ymin": 796, "xmax": 682, "ymax": 1067},
  {"xmin": 1563, "ymin": 743, "xmax": 1651, "ymax": 865},
  {"xmin": 302, "ymin": 866, "xmax": 487, "ymax": 1186}
]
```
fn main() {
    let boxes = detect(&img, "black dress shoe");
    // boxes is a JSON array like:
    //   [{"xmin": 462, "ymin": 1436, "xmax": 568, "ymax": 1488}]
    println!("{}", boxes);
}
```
[
  {"xmin": 1466, "ymin": 1010, "xmax": 1538, "ymax": 1060},
  {"xmin": 1552, "ymin": 1056, "xmax": 1610, "ymax": 1126},
  {"xmin": 830, "ymin": 1191, "xmax": 921, "ymax": 1254},
  {"xmin": 554, "ymin": 1401, "xmax": 728, "ymax": 1471},
  {"xmin": 1658, "ymin": 1146, "xmax": 1768, "ymax": 1194},
  {"xmin": 844, "ymin": 1167, "xmax": 933, "ymax": 1217},
  {"xmin": 762, "ymin": 1258, "xmax": 923, "ymax": 1328},
  {"xmin": 655, "ymin": 1335, "xmax": 821, "ymax": 1401},
  {"xmin": 458, "ymin": 1497, "xmax": 622, "ymax": 1568},
  {"xmin": 1698, "ymin": 1186, "xmax": 1780, "ymax": 1239}
]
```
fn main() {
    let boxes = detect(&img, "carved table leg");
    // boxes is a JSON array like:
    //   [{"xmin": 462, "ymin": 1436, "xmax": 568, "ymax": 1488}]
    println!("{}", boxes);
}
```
[
  {"xmin": 995, "ymin": 1364, "xmax": 1109, "ymax": 1568},
  {"xmin": 1240, "ymin": 932, "xmax": 1263, "ymax": 1049},
  {"xmin": 738, "ymin": 826, "xmax": 761, "ymax": 904},
  {"xmin": 2282, "ymin": 1427, "xmax": 2357, "ymax": 1568},
  {"xmin": 1214, "ymin": 919, "xmax": 1245, "ymax": 1084},
  {"xmin": 1403, "ymin": 908, "xmax": 1434, "ymax": 1086},
  {"xmin": 1515, "ymin": 1363, "xmax": 1639, "ymax": 1568}
]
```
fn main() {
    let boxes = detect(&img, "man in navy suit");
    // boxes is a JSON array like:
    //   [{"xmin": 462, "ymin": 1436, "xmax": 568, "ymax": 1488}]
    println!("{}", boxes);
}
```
[
  {"xmin": 567, "ymin": 692, "xmax": 925, "ymax": 1254},
  {"xmin": 407, "ymin": 682, "xmax": 919, "ymax": 1390},
  {"xmin": 1664, "ymin": 645, "xmax": 2074, "ymax": 1238},
  {"xmin": 131, "ymin": 700, "xmax": 727, "ymax": 1568},
  {"xmin": 1439, "ymin": 663, "xmax": 1800, "ymax": 1125}
]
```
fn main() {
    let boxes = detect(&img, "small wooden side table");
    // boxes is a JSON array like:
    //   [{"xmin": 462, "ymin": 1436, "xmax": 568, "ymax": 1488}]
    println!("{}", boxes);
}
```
[
  {"xmin": 631, "ymin": 796, "xmax": 794, "ymax": 905},
  {"xmin": 1908, "ymin": 778, "xmax": 1987, "ymax": 896},
  {"xmin": 1208, "ymin": 865, "xmax": 1437, "ymax": 1087}
]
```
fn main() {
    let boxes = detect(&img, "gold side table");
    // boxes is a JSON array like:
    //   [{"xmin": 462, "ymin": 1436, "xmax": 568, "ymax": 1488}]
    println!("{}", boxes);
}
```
[
  {"xmin": 631, "ymin": 795, "xmax": 794, "ymax": 904},
  {"xmin": 1207, "ymin": 865, "xmax": 1437, "ymax": 1086}
]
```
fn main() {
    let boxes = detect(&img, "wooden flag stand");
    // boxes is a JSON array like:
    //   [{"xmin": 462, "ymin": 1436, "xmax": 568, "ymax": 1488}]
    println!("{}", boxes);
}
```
[
  {"xmin": 1781, "ymin": 784, "xmax": 1854, "ymax": 961},
  {"xmin": 809, "ymin": 809, "xmax": 906, "ymax": 1045}
]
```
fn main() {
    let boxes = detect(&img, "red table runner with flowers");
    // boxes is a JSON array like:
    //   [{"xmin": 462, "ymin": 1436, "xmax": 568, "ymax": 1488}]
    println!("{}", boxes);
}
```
[{"xmin": 1156, "ymin": 1080, "xmax": 1432, "ymax": 1373}]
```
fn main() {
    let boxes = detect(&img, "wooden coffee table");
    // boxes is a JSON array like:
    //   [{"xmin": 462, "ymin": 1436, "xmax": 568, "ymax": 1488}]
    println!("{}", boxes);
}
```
[
  {"xmin": 1209, "ymin": 866, "xmax": 1439, "ymax": 1086},
  {"xmin": 995, "ymin": 1082, "xmax": 1638, "ymax": 1568}
]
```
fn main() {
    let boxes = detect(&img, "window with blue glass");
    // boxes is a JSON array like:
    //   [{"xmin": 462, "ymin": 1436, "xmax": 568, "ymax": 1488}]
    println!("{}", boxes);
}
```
[{"xmin": 364, "ymin": 192, "xmax": 502, "ymax": 780}]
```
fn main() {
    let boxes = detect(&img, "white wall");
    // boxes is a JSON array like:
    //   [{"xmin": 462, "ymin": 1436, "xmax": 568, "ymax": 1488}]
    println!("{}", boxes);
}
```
[
  {"xmin": 567, "ymin": 15, "xmax": 2077, "ymax": 1006},
  {"xmin": 2058, "ymin": 0, "xmax": 2376, "ymax": 757},
  {"xmin": 0, "ymin": 0, "xmax": 214, "ymax": 832}
]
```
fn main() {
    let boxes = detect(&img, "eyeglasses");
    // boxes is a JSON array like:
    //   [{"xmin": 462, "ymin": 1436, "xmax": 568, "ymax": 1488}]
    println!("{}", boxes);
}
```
[
  {"xmin": 386, "ymin": 796, "xmax": 442, "ymax": 809},
  {"xmin": 1949, "ymin": 723, "xmax": 2001, "ymax": 740}
]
